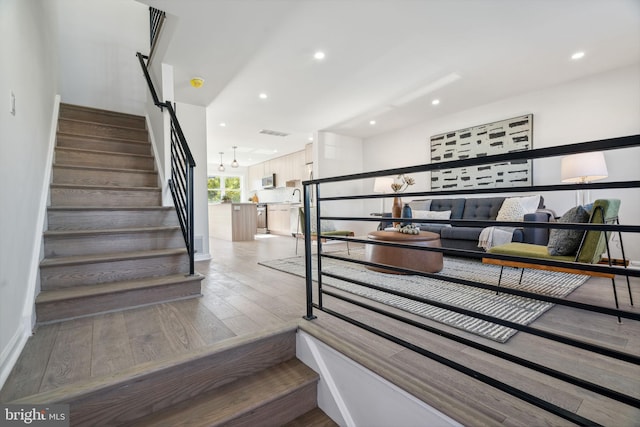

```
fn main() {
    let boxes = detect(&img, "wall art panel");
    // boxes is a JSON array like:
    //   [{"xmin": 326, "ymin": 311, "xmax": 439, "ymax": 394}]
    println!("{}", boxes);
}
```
[{"xmin": 429, "ymin": 114, "xmax": 533, "ymax": 191}]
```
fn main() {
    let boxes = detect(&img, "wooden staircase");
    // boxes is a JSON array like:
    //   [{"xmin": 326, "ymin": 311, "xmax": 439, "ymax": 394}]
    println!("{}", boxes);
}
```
[
  {"xmin": 36, "ymin": 103, "xmax": 202, "ymax": 324},
  {"xmin": 10, "ymin": 326, "xmax": 336, "ymax": 426}
]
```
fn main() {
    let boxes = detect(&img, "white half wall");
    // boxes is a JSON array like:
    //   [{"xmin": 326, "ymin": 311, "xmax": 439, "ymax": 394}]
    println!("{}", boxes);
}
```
[
  {"xmin": 297, "ymin": 331, "xmax": 462, "ymax": 427},
  {"xmin": 0, "ymin": 0, "xmax": 58, "ymax": 388},
  {"xmin": 175, "ymin": 102, "xmax": 211, "ymax": 260},
  {"xmin": 53, "ymin": 0, "xmax": 148, "ymax": 115},
  {"xmin": 363, "ymin": 65, "xmax": 640, "ymax": 260}
]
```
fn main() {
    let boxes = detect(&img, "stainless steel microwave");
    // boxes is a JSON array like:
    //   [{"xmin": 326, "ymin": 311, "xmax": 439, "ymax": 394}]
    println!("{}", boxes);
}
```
[{"xmin": 261, "ymin": 174, "xmax": 275, "ymax": 189}]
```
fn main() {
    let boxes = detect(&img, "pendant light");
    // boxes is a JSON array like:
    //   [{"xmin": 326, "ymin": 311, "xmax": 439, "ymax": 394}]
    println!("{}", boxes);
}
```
[
  {"xmin": 218, "ymin": 152, "xmax": 225, "ymax": 172},
  {"xmin": 231, "ymin": 146, "xmax": 239, "ymax": 168}
]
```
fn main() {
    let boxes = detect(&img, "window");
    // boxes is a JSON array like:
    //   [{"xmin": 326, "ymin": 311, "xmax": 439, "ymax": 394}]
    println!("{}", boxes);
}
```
[{"xmin": 208, "ymin": 175, "xmax": 241, "ymax": 203}]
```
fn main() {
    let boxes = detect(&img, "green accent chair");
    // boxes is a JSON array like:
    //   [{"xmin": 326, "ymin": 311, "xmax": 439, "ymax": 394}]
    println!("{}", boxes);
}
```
[
  {"xmin": 483, "ymin": 199, "xmax": 632, "ymax": 321},
  {"xmin": 295, "ymin": 207, "xmax": 354, "ymax": 255}
]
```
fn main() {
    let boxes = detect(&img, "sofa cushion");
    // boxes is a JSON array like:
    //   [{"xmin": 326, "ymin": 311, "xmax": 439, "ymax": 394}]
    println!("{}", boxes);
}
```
[
  {"xmin": 496, "ymin": 195, "xmax": 540, "ymax": 221},
  {"xmin": 547, "ymin": 205, "xmax": 590, "ymax": 256},
  {"xmin": 430, "ymin": 198, "xmax": 465, "ymax": 219},
  {"xmin": 462, "ymin": 197, "xmax": 506, "ymax": 221},
  {"xmin": 408, "ymin": 199, "xmax": 431, "ymax": 211},
  {"xmin": 414, "ymin": 210, "xmax": 451, "ymax": 220},
  {"xmin": 441, "ymin": 226, "xmax": 484, "ymax": 241}
]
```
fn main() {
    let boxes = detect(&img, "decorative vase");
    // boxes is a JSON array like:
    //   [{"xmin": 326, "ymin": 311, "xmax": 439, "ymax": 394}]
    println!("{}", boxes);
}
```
[
  {"xmin": 401, "ymin": 203, "xmax": 412, "ymax": 227},
  {"xmin": 392, "ymin": 196, "xmax": 402, "ymax": 227}
]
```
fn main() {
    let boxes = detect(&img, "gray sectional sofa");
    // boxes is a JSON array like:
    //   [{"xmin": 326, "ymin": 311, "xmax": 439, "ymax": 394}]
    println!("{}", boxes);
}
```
[{"xmin": 381, "ymin": 196, "xmax": 550, "ymax": 252}]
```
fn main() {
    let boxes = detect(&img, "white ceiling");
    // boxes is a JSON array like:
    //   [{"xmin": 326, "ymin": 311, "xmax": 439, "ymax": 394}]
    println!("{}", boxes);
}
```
[{"xmin": 140, "ymin": 0, "xmax": 640, "ymax": 168}]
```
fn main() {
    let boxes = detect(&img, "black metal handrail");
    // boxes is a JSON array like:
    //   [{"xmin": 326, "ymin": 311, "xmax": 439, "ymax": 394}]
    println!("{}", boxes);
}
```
[
  {"xmin": 302, "ymin": 135, "xmax": 640, "ymax": 425},
  {"xmin": 136, "ymin": 51, "xmax": 196, "ymax": 275}
]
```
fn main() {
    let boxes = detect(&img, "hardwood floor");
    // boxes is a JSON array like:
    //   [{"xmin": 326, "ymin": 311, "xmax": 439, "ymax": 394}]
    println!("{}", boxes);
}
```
[{"xmin": 1, "ymin": 235, "xmax": 638, "ymax": 426}]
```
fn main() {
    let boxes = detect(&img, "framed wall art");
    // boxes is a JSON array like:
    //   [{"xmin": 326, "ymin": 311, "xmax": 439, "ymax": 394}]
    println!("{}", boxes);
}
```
[{"xmin": 429, "ymin": 114, "xmax": 533, "ymax": 191}]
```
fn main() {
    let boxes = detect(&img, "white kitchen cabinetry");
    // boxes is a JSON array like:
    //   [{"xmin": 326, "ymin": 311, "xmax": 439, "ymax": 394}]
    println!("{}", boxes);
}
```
[{"xmin": 267, "ymin": 204, "xmax": 292, "ymax": 235}]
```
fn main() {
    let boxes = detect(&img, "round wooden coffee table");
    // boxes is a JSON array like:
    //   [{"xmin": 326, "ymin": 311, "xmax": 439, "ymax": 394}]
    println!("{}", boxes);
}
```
[{"xmin": 365, "ymin": 230, "xmax": 443, "ymax": 274}]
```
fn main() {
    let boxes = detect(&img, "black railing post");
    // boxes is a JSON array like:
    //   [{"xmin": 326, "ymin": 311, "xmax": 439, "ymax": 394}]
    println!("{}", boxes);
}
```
[
  {"xmin": 303, "ymin": 183, "xmax": 316, "ymax": 320},
  {"xmin": 187, "ymin": 163, "xmax": 195, "ymax": 275}
]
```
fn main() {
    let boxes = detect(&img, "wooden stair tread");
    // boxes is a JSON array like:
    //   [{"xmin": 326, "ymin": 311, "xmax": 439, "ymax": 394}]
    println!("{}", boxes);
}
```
[
  {"xmin": 60, "ymin": 103, "xmax": 145, "ymax": 120},
  {"xmin": 36, "ymin": 274, "xmax": 203, "ymax": 303},
  {"xmin": 136, "ymin": 359, "xmax": 318, "ymax": 427},
  {"xmin": 57, "ymin": 131, "xmax": 150, "ymax": 146},
  {"xmin": 55, "ymin": 146, "xmax": 154, "ymax": 160},
  {"xmin": 50, "ymin": 183, "xmax": 161, "ymax": 192},
  {"xmin": 44, "ymin": 226, "xmax": 180, "ymax": 237},
  {"xmin": 58, "ymin": 117, "xmax": 147, "ymax": 133},
  {"xmin": 283, "ymin": 408, "xmax": 339, "ymax": 427},
  {"xmin": 53, "ymin": 163, "xmax": 158, "ymax": 175},
  {"xmin": 40, "ymin": 248, "xmax": 187, "ymax": 267}
]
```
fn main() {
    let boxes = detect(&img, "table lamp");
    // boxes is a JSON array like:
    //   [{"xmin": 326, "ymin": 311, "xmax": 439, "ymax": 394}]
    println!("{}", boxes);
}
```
[
  {"xmin": 373, "ymin": 177, "xmax": 394, "ymax": 213},
  {"xmin": 561, "ymin": 152, "xmax": 608, "ymax": 206}
]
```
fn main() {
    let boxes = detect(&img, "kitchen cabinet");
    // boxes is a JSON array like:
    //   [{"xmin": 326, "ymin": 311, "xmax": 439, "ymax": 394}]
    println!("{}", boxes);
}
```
[
  {"xmin": 267, "ymin": 204, "xmax": 291, "ymax": 235},
  {"xmin": 209, "ymin": 203, "xmax": 257, "ymax": 241}
]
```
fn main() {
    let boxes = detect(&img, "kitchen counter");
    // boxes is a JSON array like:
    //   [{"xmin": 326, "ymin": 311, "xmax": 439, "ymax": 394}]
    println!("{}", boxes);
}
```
[{"xmin": 208, "ymin": 203, "xmax": 257, "ymax": 241}]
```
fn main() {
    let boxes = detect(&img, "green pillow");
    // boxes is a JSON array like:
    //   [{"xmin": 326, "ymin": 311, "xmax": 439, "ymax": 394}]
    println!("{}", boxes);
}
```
[{"xmin": 547, "ymin": 205, "xmax": 590, "ymax": 256}]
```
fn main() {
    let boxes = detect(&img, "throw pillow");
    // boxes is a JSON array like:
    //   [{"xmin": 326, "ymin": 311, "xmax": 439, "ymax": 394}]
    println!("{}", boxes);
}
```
[
  {"xmin": 547, "ymin": 205, "xmax": 590, "ymax": 256},
  {"xmin": 413, "ymin": 210, "xmax": 451, "ymax": 220},
  {"xmin": 496, "ymin": 195, "xmax": 541, "ymax": 222}
]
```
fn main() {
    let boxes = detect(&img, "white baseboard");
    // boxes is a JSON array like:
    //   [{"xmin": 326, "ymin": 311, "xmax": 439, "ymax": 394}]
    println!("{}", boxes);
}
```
[{"xmin": 0, "ymin": 318, "xmax": 30, "ymax": 391}]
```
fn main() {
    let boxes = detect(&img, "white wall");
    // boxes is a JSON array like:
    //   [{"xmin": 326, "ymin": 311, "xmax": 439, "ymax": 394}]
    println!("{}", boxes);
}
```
[
  {"xmin": 176, "ymin": 102, "xmax": 211, "ymax": 260},
  {"xmin": 0, "ymin": 0, "xmax": 58, "ymax": 388},
  {"xmin": 363, "ymin": 65, "xmax": 640, "ymax": 260},
  {"xmin": 53, "ymin": 0, "xmax": 148, "ymax": 115},
  {"xmin": 316, "ymin": 132, "xmax": 368, "ymax": 235}
]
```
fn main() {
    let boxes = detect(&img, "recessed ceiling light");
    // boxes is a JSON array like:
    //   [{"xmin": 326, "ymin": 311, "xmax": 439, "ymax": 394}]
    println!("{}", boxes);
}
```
[
  {"xmin": 259, "ymin": 93, "xmax": 268, "ymax": 99},
  {"xmin": 219, "ymin": 122, "xmax": 226, "ymax": 127},
  {"xmin": 314, "ymin": 51, "xmax": 325, "ymax": 60},
  {"xmin": 432, "ymin": 99, "xmax": 440, "ymax": 106},
  {"xmin": 369, "ymin": 120, "xmax": 376, "ymax": 125},
  {"xmin": 571, "ymin": 51, "xmax": 585, "ymax": 60}
]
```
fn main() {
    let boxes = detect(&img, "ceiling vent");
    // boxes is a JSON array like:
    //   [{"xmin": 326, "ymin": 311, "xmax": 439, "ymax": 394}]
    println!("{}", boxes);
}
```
[{"xmin": 259, "ymin": 129, "xmax": 289, "ymax": 137}]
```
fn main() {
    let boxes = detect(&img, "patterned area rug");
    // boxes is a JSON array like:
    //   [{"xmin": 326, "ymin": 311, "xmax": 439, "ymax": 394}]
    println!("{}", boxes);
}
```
[{"xmin": 259, "ymin": 249, "xmax": 588, "ymax": 342}]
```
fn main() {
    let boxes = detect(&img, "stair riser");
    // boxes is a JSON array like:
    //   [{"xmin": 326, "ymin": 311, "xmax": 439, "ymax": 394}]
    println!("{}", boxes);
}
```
[
  {"xmin": 58, "ymin": 119, "xmax": 148, "ymax": 142},
  {"xmin": 47, "ymin": 209, "xmax": 179, "ymax": 231},
  {"xmin": 58, "ymin": 331, "xmax": 297, "ymax": 426},
  {"xmin": 40, "ymin": 253, "xmax": 189, "ymax": 290},
  {"xmin": 36, "ymin": 281, "xmax": 201, "ymax": 323},
  {"xmin": 56, "ymin": 149, "xmax": 155, "ymax": 171},
  {"xmin": 44, "ymin": 230, "xmax": 184, "ymax": 258},
  {"xmin": 59, "ymin": 106, "xmax": 146, "ymax": 129},
  {"xmin": 51, "ymin": 187, "xmax": 161, "ymax": 207},
  {"xmin": 53, "ymin": 166, "xmax": 158, "ymax": 188},
  {"xmin": 57, "ymin": 134, "xmax": 151, "ymax": 155},
  {"xmin": 224, "ymin": 382, "xmax": 317, "ymax": 427}
]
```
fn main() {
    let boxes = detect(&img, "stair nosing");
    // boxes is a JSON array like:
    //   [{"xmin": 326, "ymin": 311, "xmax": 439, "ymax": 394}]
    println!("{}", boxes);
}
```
[
  {"xmin": 58, "ymin": 117, "xmax": 148, "ymax": 134},
  {"xmin": 51, "ymin": 183, "xmax": 161, "ymax": 192},
  {"xmin": 40, "ymin": 248, "xmax": 187, "ymax": 268},
  {"xmin": 57, "ymin": 131, "xmax": 150, "ymax": 147},
  {"xmin": 44, "ymin": 226, "xmax": 181, "ymax": 237},
  {"xmin": 36, "ymin": 273, "xmax": 203, "ymax": 303},
  {"xmin": 53, "ymin": 163, "xmax": 158, "ymax": 176},
  {"xmin": 47, "ymin": 206, "xmax": 175, "ymax": 211},
  {"xmin": 55, "ymin": 146, "xmax": 154, "ymax": 160}
]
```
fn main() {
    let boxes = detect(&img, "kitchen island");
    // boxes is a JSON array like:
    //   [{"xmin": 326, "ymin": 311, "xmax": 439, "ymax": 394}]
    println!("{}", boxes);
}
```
[{"xmin": 208, "ymin": 203, "xmax": 257, "ymax": 241}]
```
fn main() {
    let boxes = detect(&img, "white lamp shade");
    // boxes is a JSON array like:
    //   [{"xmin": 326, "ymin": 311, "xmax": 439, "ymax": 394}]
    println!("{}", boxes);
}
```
[
  {"xmin": 561, "ymin": 152, "xmax": 608, "ymax": 183},
  {"xmin": 373, "ymin": 177, "xmax": 394, "ymax": 193}
]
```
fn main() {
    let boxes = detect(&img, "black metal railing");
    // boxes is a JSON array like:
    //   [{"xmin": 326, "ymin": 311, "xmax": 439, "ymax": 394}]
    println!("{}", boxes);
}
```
[
  {"xmin": 148, "ymin": 7, "xmax": 166, "ymax": 61},
  {"xmin": 302, "ymin": 134, "xmax": 640, "ymax": 425},
  {"xmin": 137, "ymin": 51, "xmax": 196, "ymax": 275}
]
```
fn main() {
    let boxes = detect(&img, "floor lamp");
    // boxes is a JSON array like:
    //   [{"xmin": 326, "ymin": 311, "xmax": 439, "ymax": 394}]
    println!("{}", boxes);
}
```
[
  {"xmin": 373, "ymin": 177, "xmax": 394, "ymax": 214},
  {"xmin": 561, "ymin": 152, "xmax": 608, "ymax": 206}
]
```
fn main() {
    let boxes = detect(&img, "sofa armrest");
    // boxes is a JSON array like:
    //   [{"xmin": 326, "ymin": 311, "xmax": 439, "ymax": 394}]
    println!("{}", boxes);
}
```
[{"xmin": 522, "ymin": 212, "xmax": 552, "ymax": 245}]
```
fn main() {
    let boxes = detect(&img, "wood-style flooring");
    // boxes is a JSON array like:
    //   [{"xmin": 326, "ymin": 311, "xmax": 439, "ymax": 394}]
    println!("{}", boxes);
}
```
[{"xmin": 1, "ymin": 235, "xmax": 638, "ymax": 426}]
